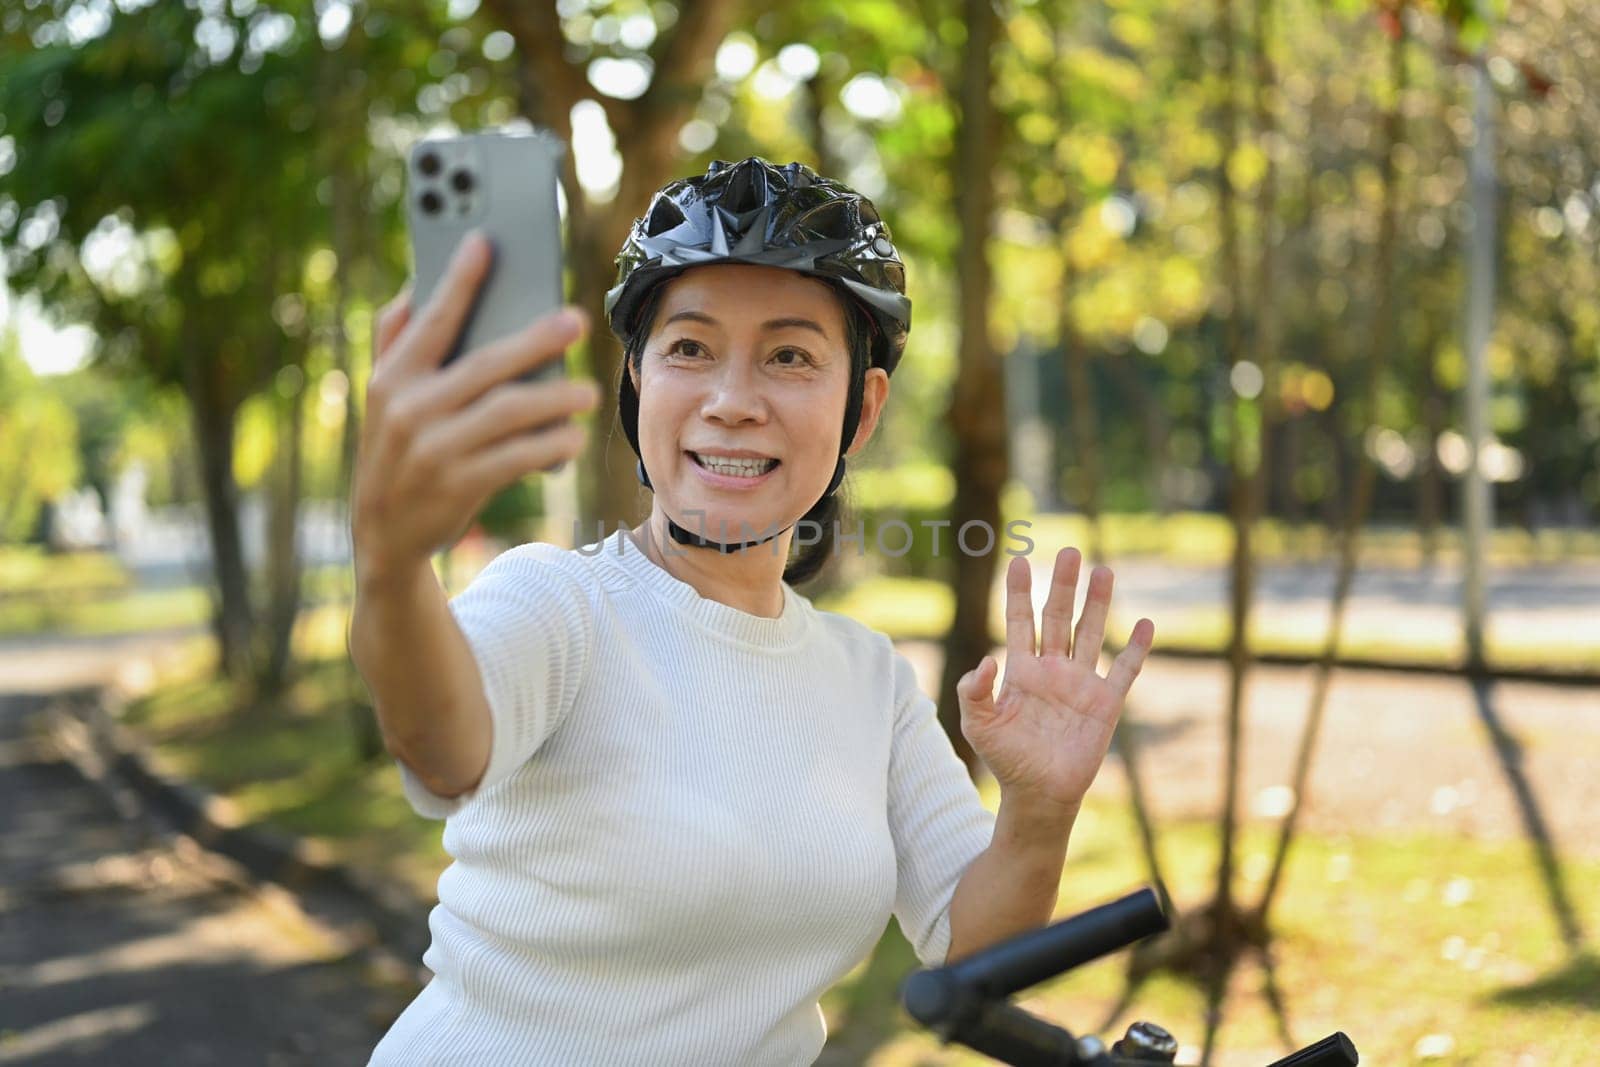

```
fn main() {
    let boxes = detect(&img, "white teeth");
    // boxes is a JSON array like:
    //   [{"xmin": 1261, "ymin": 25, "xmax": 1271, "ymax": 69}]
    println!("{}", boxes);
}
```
[{"xmin": 694, "ymin": 453, "xmax": 776, "ymax": 477}]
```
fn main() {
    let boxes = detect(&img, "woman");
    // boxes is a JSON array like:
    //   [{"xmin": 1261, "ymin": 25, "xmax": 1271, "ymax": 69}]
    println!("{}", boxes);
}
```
[{"xmin": 351, "ymin": 158, "xmax": 1154, "ymax": 1065}]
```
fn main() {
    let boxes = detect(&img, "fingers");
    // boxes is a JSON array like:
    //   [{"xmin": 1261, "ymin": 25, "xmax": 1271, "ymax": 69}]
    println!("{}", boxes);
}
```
[
  {"xmin": 460, "ymin": 419, "xmax": 589, "ymax": 493},
  {"xmin": 424, "ymin": 377, "xmax": 601, "ymax": 458},
  {"xmin": 392, "ymin": 231, "xmax": 494, "ymax": 375},
  {"xmin": 1003, "ymin": 555, "xmax": 1036, "ymax": 659},
  {"xmin": 1105, "ymin": 618, "xmax": 1156, "ymax": 697},
  {"xmin": 430, "ymin": 305, "xmax": 589, "ymax": 413},
  {"xmin": 1071, "ymin": 565, "xmax": 1115, "ymax": 667},
  {"xmin": 1038, "ymin": 547, "xmax": 1082, "ymax": 657}
]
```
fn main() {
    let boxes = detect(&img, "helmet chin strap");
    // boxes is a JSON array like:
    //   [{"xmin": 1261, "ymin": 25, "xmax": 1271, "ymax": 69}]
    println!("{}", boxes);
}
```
[{"xmin": 637, "ymin": 456, "xmax": 847, "ymax": 554}]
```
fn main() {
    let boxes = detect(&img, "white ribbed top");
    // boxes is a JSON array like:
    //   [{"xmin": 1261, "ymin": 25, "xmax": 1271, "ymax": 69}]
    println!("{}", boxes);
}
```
[{"xmin": 369, "ymin": 530, "xmax": 996, "ymax": 1066}]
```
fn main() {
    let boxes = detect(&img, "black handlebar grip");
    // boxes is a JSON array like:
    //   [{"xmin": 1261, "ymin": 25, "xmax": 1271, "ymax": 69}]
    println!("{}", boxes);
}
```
[
  {"xmin": 945, "ymin": 887, "xmax": 1170, "ymax": 1002},
  {"xmin": 1264, "ymin": 1032, "xmax": 1359, "ymax": 1066},
  {"xmin": 948, "ymin": 1000, "xmax": 1085, "ymax": 1067},
  {"xmin": 904, "ymin": 973, "xmax": 1088, "ymax": 1066},
  {"xmin": 902, "ymin": 967, "xmax": 969, "ymax": 1030}
]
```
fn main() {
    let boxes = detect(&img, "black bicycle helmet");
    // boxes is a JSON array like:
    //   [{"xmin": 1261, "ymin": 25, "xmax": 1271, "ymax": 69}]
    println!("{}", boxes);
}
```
[{"xmin": 605, "ymin": 157, "xmax": 912, "ymax": 553}]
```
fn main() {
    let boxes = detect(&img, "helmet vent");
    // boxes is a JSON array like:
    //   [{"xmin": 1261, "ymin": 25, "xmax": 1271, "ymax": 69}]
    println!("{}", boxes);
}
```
[{"xmin": 645, "ymin": 197, "xmax": 687, "ymax": 236}]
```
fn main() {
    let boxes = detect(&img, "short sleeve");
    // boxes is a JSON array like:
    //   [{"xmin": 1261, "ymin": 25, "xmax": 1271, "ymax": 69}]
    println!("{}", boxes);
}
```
[
  {"xmin": 886, "ymin": 649, "xmax": 997, "ymax": 967},
  {"xmin": 397, "ymin": 543, "xmax": 594, "ymax": 819}
]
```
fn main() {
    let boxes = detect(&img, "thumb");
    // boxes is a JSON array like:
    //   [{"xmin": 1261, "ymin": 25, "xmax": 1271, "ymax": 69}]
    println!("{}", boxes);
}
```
[{"xmin": 957, "ymin": 655, "xmax": 998, "ymax": 722}]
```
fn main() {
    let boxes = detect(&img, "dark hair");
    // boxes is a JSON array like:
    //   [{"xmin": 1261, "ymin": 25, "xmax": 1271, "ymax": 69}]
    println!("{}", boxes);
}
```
[{"xmin": 618, "ymin": 271, "xmax": 875, "ymax": 586}]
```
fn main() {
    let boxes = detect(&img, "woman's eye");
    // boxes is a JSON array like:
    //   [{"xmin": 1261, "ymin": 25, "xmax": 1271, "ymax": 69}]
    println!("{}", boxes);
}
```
[
  {"xmin": 772, "ymin": 348, "xmax": 813, "ymax": 367},
  {"xmin": 668, "ymin": 339, "xmax": 705, "ymax": 358}
]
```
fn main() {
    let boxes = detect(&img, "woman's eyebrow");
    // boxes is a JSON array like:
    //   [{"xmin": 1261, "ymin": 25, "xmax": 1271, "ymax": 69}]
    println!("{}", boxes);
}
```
[
  {"xmin": 662, "ymin": 309, "xmax": 829, "ymax": 337},
  {"xmin": 763, "ymin": 316, "xmax": 829, "ymax": 337},
  {"xmin": 662, "ymin": 310, "xmax": 718, "ymax": 328}
]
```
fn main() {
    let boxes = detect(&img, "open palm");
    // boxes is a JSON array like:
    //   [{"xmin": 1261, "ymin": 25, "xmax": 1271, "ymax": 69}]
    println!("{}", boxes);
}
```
[{"xmin": 957, "ymin": 549, "xmax": 1155, "ymax": 813}]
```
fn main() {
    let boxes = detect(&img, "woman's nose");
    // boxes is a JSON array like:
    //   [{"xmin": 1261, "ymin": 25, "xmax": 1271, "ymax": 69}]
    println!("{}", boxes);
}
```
[{"xmin": 700, "ymin": 358, "xmax": 768, "ymax": 424}]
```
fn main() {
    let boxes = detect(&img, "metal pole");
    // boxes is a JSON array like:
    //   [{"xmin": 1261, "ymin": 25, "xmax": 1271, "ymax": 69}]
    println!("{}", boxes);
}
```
[{"xmin": 1462, "ymin": 27, "xmax": 1496, "ymax": 672}]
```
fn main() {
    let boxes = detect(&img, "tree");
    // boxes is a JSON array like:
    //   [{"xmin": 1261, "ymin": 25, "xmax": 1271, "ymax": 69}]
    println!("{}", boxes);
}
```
[
  {"xmin": 932, "ymin": 0, "xmax": 1007, "ymax": 773},
  {"xmin": 2, "ymin": 2, "xmax": 382, "ymax": 691},
  {"xmin": 477, "ymin": 0, "xmax": 756, "ymax": 530},
  {"xmin": 1255, "ymin": 0, "xmax": 1409, "ymax": 939}
]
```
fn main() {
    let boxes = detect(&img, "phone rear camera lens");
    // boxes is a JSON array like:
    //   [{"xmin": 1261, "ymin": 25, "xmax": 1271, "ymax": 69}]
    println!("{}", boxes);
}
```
[
  {"xmin": 419, "ymin": 190, "xmax": 443, "ymax": 215},
  {"xmin": 451, "ymin": 169, "xmax": 475, "ymax": 193},
  {"xmin": 418, "ymin": 151, "xmax": 442, "ymax": 177}
]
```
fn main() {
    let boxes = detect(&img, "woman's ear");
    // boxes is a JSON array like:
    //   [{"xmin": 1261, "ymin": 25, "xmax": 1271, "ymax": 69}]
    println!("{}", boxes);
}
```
[{"xmin": 846, "ymin": 368, "xmax": 890, "ymax": 457}]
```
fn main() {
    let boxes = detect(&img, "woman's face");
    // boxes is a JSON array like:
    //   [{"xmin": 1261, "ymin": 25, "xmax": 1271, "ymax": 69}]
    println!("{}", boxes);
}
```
[{"xmin": 632, "ymin": 263, "xmax": 887, "ymax": 543}]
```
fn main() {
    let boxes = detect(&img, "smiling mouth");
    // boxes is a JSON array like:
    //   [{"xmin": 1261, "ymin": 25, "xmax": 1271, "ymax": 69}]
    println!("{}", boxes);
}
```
[{"xmin": 688, "ymin": 452, "xmax": 781, "ymax": 478}]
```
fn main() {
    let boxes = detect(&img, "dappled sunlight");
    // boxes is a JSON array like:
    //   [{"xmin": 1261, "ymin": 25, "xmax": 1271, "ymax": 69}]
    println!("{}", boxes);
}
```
[
  {"xmin": 0, "ymin": 1003, "xmax": 158, "ymax": 1063},
  {"xmin": 3, "ymin": 0, "xmax": 1598, "ymax": 1060},
  {"xmin": 824, "ymin": 801, "xmax": 1600, "ymax": 1064}
]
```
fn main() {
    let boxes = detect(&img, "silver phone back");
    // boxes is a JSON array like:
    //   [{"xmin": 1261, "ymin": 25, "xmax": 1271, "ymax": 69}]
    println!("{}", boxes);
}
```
[{"xmin": 406, "ymin": 129, "xmax": 566, "ymax": 378}]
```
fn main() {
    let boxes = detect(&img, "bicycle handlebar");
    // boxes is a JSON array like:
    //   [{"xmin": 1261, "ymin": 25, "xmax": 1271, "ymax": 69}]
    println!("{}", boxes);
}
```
[
  {"xmin": 1263, "ymin": 1032, "xmax": 1360, "ymax": 1066},
  {"xmin": 902, "ymin": 889, "xmax": 1167, "ymax": 1066},
  {"xmin": 962, "ymin": 887, "xmax": 1169, "ymax": 1000},
  {"xmin": 898, "ymin": 886, "xmax": 1359, "ymax": 1066}
]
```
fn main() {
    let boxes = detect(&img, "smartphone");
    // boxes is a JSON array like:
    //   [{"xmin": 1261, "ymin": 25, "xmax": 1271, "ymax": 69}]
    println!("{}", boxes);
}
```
[{"xmin": 405, "ymin": 128, "xmax": 567, "ymax": 381}]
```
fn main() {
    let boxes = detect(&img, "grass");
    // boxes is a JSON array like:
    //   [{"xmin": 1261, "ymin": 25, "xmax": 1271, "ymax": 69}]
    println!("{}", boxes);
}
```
[
  {"xmin": 0, "ymin": 584, "xmax": 213, "ymax": 636},
  {"xmin": 0, "ymin": 546, "xmax": 138, "ymax": 634},
  {"xmin": 0, "ymin": 562, "xmax": 357, "ymax": 639},
  {"xmin": 116, "ymin": 633, "xmax": 1600, "ymax": 1066},
  {"xmin": 820, "ymin": 788, "xmax": 1600, "ymax": 1066},
  {"xmin": 0, "ymin": 545, "xmax": 130, "ymax": 592}
]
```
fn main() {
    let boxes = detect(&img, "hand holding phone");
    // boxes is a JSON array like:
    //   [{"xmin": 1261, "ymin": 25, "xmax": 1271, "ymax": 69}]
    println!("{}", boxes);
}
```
[
  {"xmin": 405, "ymin": 129, "xmax": 567, "ymax": 377},
  {"xmin": 352, "ymin": 235, "xmax": 599, "ymax": 584},
  {"xmin": 350, "ymin": 127, "xmax": 593, "ymax": 579}
]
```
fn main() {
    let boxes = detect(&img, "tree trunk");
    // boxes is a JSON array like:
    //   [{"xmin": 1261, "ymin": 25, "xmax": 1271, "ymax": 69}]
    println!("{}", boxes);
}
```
[
  {"xmin": 1278, "ymin": 414, "xmax": 1304, "ymax": 521},
  {"xmin": 1243, "ymin": 0, "xmax": 1287, "ymax": 545},
  {"xmin": 185, "ymin": 350, "xmax": 254, "ymax": 683},
  {"xmin": 1060, "ymin": 259, "xmax": 1105, "ymax": 559},
  {"xmin": 334, "ymin": 153, "xmax": 364, "ymax": 505},
  {"xmin": 337, "ymin": 224, "xmax": 386, "ymax": 759},
  {"xmin": 1416, "ymin": 332, "xmax": 1446, "ymax": 567},
  {"xmin": 485, "ymin": 0, "xmax": 743, "ymax": 532},
  {"xmin": 936, "ymin": 0, "xmax": 1004, "ymax": 776},
  {"xmin": 803, "ymin": 72, "xmax": 848, "ymax": 182},
  {"xmin": 1059, "ymin": 264, "xmax": 1172, "ymax": 903},
  {"xmin": 325, "ymin": 33, "xmax": 386, "ymax": 761},
  {"xmin": 1213, "ymin": 0, "xmax": 1249, "ymax": 931},
  {"xmin": 573, "ymin": 206, "xmax": 646, "ymax": 531},
  {"xmin": 261, "ymin": 361, "xmax": 308, "ymax": 697},
  {"xmin": 1201, "ymin": 0, "xmax": 1256, "ymax": 1054},
  {"xmin": 1256, "ymin": 0, "xmax": 1408, "ymax": 928}
]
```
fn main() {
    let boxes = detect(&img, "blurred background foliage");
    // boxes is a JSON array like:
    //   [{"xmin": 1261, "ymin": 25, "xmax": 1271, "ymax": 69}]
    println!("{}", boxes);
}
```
[
  {"xmin": 2, "ymin": 0, "xmax": 1594, "ymax": 576},
  {"xmin": 2, "ymin": 0, "xmax": 1598, "ymax": 1062}
]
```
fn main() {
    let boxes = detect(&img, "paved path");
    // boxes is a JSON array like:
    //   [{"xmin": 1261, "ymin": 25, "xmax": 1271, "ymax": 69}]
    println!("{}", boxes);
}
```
[
  {"xmin": 0, "ymin": 690, "xmax": 401, "ymax": 1065},
  {"xmin": 896, "ymin": 644, "xmax": 1600, "ymax": 856},
  {"xmin": 1100, "ymin": 658, "xmax": 1599, "ymax": 851}
]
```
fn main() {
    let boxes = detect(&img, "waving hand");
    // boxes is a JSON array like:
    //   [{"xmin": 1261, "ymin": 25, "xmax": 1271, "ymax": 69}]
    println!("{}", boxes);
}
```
[{"xmin": 956, "ymin": 549, "xmax": 1155, "ymax": 815}]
